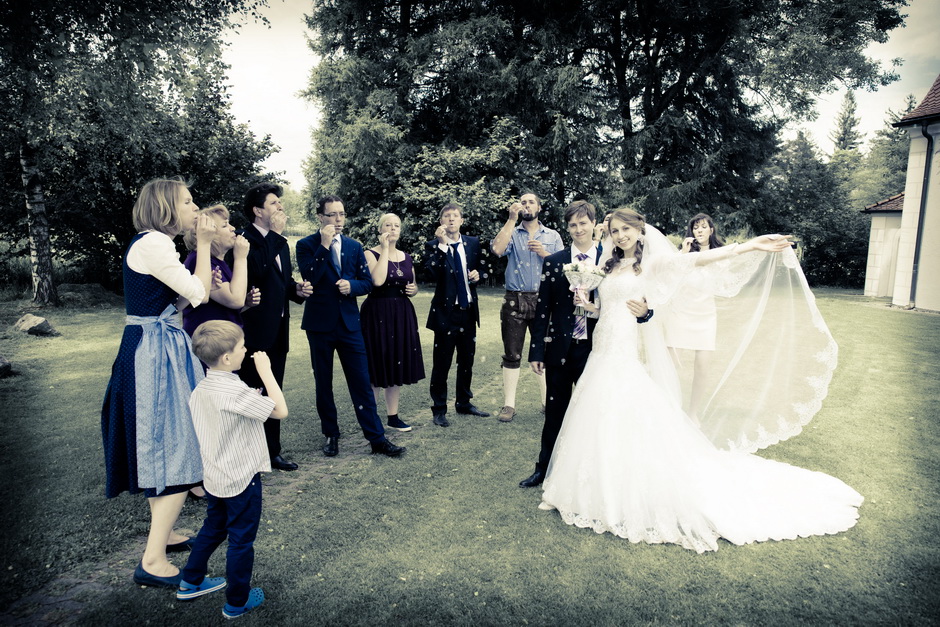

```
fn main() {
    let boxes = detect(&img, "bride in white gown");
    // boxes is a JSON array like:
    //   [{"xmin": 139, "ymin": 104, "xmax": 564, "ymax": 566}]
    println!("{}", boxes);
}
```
[{"xmin": 539, "ymin": 208, "xmax": 862, "ymax": 553}]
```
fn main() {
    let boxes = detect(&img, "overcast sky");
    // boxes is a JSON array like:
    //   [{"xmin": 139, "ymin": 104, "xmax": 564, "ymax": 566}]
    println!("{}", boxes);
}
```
[{"xmin": 221, "ymin": 0, "xmax": 940, "ymax": 191}]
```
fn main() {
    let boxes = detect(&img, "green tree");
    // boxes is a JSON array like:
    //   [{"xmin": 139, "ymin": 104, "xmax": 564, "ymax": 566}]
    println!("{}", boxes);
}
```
[
  {"xmin": 851, "ymin": 94, "xmax": 917, "ymax": 208},
  {"xmin": 0, "ymin": 0, "xmax": 270, "ymax": 303},
  {"xmin": 829, "ymin": 91, "xmax": 863, "ymax": 151},
  {"xmin": 757, "ymin": 131, "xmax": 868, "ymax": 286},
  {"xmin": 303, "ymin": 0, "xmax": 904, "ymax": 239}
]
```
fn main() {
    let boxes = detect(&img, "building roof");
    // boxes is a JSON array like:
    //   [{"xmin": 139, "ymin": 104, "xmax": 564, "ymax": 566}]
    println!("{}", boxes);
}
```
[
  {"xmin": 895, "ymin": 73, "xmax": 940, "ymax": 127},
  {"xmin": 862, "ymin": 193, "xmax": 904, "ymax": 213}
]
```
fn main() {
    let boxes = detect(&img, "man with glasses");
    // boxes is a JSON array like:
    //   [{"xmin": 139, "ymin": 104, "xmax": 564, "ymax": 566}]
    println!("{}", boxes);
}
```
[{"xmin": 296, "ymin": 195, "xmax": 406, "ymax": 458}]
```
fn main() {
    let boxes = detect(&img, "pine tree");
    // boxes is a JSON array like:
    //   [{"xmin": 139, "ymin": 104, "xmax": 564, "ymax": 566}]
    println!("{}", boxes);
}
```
[
  {"xmin": 829, "ymin": 91, "xmax": 863, "ymax": 151},
  {"xmin": 851, "ymin": 94, "xmax": 917, "ymax": 207}
]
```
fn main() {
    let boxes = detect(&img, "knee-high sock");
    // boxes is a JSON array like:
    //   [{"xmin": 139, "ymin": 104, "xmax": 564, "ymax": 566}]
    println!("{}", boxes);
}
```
[{"xmin": 502, "ymin": 366, "xmax": 520, "ymax": 407}]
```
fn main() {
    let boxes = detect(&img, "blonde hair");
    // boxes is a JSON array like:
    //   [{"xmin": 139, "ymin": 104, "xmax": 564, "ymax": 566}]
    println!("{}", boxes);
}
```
[
  {"xmin": 377, "ymin": 212, "xmax": 401, "ymax": 232},
  {"xmin": 132, "ymin": 177, "xmax": 189, "ymax": 236},
  {"xmin": 191, "ymin": 320, "xmax": 244, "ymax": 366},
  {"xmin": 184, "ymin": 204, "xmax": 230, "ymax": 256}
]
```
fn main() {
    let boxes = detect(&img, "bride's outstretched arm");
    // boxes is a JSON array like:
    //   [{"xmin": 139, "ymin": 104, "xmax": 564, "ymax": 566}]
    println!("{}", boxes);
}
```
[{"xmin": 693, "ymin": 234, "xmax": 793, "ymax": 266}]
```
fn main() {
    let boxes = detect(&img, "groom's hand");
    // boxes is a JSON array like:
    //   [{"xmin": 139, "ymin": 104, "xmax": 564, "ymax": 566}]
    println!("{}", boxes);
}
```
[
  {"xmin": 626, "ymin": 298, "xmax": 648, "ymax": 318},
  {"xmin": 530, "ymin": 361, "xmax": 544, "ymax": 376}
]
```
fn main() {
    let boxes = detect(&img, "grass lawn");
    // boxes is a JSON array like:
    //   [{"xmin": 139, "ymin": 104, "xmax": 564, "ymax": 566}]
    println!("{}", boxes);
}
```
[{"xmin": 0, "ymin": 286, "xmax": 937, "ymax": 625}]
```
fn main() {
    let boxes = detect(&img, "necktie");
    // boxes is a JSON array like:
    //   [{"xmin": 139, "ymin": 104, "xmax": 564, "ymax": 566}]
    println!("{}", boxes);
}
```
[
  {"xmin": 330, "ymin": 237, "xmax": 341, "ymax": 274},
  {"xmin": 451, "ymin": 242, "xmax": 470, "ymax": 309},
  {"xmin": 573, "ymin": 252, "xmax": 589, "ymax": 340}
]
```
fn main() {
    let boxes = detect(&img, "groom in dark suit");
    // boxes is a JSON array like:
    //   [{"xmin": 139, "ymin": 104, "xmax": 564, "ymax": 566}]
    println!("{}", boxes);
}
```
[
  {"xmin": 521, "ymin": 201, "xmax": 650, "ymax": 487},
  {"xmin": 239, "ymin": 182, "xmax": 312, "ymax": 471},
  {"xmin": 296, "ymin": 195, "xmax": 404, "ymax": 458},
  {"xmin": 425, "ymin": 202, "xmax": 490, "ymax": 427}
]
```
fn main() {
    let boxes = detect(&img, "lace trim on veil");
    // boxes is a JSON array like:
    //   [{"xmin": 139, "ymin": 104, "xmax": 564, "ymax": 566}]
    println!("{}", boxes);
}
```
[{"xmin": 603, "ymin": 227, "xmax": 839, "ymax": 453}]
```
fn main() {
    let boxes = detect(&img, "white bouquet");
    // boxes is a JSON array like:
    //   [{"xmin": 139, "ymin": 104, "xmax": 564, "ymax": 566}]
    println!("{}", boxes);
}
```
[{"xmin": 562, "ymin": 262, "xmax": 606, "ymax": 316}]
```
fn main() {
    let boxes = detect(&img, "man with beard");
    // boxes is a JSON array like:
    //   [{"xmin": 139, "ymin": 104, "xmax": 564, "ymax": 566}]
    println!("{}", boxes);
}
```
[{"xmin": 490, "ymin": 192, "xmax": 564, "ymax": 423}]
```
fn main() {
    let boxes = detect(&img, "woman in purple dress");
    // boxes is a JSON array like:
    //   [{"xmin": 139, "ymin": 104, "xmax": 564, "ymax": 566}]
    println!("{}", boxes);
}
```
[
  {"xmin": 361, "ymin": 213, "xmax": 426, "ymax": 431},
  {"xmin": 101, "ymin": 178, "xmax": 214, "ymax": 587},
  {"xmin": 180, "ymin": 205, "xmax": 259, "ymax": 500},
  {"xmin": 181, "ymin": 204, "xmax": 259, "ymax": 336}
]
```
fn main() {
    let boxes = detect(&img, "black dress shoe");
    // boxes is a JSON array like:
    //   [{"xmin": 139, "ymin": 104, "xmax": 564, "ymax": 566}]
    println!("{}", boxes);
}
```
[
  {"xmin": 371, "ymin": 439, "xmax": 406, "ymax": 457},
  {"xmin": 432, "ymin": 412, "xmax": 450, "ymax": 427},
  {"xmin": 519, "ymin": 470, "xmax": 545, "ymax": 488},
  {"xmin": 456, "ymin": 404, "xmax": 490, "ymax": 417},
  {"xmin": 271, "ymin": 455, "xmax": 298, "ymax": 471},
  {"xmin": 323, "ymin": 437, "xmax": 339, "ymax": 457}
]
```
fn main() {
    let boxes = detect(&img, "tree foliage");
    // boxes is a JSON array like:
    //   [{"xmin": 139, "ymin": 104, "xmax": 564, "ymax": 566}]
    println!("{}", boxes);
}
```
[
  {"xmin": 302, "ymin": 0, "xmax": 904, "ymax": 259},
  {"xmin": 757, "ymin": 132, "xmax": 868, "ymax": 286},
  {"xmin": 829, "ymin": 91, "xmax": 863, "ymax": 152},
  {"xmin": 0, "ymin": 0, "xmax": 276, "ymax": 298},
  {"xmin": 850, "ymin": 94, "xmax": 917, "ymax": 208}
]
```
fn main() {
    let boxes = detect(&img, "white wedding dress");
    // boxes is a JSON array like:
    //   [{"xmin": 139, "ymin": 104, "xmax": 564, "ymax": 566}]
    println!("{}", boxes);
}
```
[{"xmin": 540, "ymin": 260, "xmax": 863, "ymax": 553}]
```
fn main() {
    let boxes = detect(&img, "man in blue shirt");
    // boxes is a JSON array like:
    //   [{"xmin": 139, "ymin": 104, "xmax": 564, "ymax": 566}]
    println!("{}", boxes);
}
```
[{"xmin": 490, "ymin": 192, "xmax": 564, "ymax": 422}]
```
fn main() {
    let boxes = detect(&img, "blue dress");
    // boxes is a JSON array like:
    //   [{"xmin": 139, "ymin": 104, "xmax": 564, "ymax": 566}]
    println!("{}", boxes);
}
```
[{"xmin": 101, "ymin": 233, "xmax": 204, "ymax": 498}]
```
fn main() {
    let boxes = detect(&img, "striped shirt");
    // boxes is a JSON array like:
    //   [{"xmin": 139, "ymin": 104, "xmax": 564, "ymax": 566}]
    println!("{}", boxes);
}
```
[{"xmin": 188, "ymin": 370, "xmax": 275, "ymax": 497}]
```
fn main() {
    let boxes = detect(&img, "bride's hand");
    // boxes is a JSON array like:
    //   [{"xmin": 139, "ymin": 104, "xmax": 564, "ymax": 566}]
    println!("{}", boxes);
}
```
[
  {"xmin": 745, "ymin": 234, "xmax": 793, "ymax": 253},
  {"xmin": 573, "ymin": 288, "xmax": 598, "ymax": 313}
]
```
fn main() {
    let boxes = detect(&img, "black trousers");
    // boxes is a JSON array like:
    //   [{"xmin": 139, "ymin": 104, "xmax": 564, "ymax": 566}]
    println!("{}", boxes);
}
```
[
  {"xmin": 429, "ymin": 308, "xmax": 477, "ymax": 413},
  {"xmin": 537, "ymin": 339, "xmax": 592, "ymax": 473},
  {"xmin": 238, "ymin": 317, "xmax": 288, "ymax": 458}
]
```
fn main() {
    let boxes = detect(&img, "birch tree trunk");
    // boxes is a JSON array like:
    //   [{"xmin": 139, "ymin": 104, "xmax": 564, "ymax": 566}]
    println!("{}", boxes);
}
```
[{"xmin": 19, "ymin": 141, "xmax": 59, "ymax": 306}]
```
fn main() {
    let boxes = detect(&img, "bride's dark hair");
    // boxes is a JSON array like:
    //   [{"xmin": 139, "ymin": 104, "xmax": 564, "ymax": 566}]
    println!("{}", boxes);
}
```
[{"xmin": 603, "ymin": 208, "xmax": 646, "ymax": 275}]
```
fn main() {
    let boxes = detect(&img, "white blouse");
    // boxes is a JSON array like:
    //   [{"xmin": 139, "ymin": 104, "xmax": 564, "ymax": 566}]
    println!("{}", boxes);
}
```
[{"xmin": 126, "ymin": 231, "xmax": 206, "ymax": 307}]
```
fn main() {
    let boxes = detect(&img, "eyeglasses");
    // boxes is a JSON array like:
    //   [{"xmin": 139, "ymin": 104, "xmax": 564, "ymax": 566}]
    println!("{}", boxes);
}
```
[{"xmin": 323, "ymin": 212, "xmax": 346, "ymax": 218}]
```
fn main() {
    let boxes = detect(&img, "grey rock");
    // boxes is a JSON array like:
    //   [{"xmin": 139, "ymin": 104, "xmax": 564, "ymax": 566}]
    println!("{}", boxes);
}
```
[{"xmin": 13, "ymin": 313, "xmax": 61, "ymax": 337}]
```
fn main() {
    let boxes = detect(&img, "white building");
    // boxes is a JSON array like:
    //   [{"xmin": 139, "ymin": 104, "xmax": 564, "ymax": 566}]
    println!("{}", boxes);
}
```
[{"xmin": 866, "ymin": 73, "xmax": 940, "ymax": 311}]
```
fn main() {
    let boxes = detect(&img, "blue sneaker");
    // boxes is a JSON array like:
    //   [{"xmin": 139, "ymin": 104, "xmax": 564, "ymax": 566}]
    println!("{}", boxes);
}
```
[
  {"xmin": 177, "ymin": 576, "xmax": 227, "ymax": 600},
  {"xmin": 223, "ymin": 587, "xmax": 264, "ymax": 619}
]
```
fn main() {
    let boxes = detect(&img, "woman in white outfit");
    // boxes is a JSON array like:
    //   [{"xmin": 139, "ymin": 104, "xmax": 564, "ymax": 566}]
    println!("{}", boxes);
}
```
[
  {"xmin": 539, "ymin": 207, "xmax": 862, "ymax": 553},
  {"xmin": 664, "ymin": 212, "xmax": 724, "ymax": 421}
]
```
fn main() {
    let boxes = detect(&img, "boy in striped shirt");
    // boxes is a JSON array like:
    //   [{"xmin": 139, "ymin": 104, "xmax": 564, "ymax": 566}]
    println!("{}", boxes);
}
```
[{"xmin": 177, "ymin": 320, "xmax": 288, "ymax": 619}]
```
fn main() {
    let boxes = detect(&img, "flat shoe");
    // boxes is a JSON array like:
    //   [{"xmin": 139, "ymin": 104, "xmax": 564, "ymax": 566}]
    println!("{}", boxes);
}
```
[
  {"xmin": 133, "ymin": 562, "xmax": 183, "ymax": 588},
  {"xmin": 177, "ymin": 576, "xmax": 227, "ymax": 600},
  {"xmin": 223, "ymin": 587, "xmax": 265, "ymax": 619},
  {"xmin": 166, "ymin": 538, "xmax": 193, "ymax": 553}
]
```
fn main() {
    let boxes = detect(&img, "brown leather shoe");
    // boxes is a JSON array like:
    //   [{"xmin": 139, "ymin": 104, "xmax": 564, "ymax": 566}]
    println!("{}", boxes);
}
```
[{"xmin": 497, "ymin": 406, "xmax": 516, "ymax": 422}]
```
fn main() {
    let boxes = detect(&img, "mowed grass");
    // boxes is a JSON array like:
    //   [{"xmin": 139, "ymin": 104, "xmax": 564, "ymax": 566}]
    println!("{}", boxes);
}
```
[{"xmin": 0, "ymin": 287, "xmax": 938, "ymax": 625}]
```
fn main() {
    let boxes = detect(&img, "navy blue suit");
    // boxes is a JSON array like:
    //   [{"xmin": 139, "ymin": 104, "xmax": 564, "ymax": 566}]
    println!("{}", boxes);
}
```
[
  {"xmin": 425, "ymin": 235, "xmax": 482, "ymax": 413},
  {"xmin": 296, "ymin": 232, "xmax": 385, "ymax": 443},
  {"xmin": 527, "ymin": 246, "xmax": 602, "ymax": 473}
]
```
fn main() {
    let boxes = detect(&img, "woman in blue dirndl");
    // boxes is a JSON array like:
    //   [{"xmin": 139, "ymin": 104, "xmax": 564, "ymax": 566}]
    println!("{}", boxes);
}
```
[{"xmin": 101, "ymin": 178, "xmax": 215, "ymax": 587}]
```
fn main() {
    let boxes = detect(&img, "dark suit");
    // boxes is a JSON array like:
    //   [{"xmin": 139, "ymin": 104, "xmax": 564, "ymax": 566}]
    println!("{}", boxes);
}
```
[
  {"xmin": 296, "ymin": 232, "xmax": 384, "ymax": 443},
  {"xmin": 425, "ymin": 235, "xmax": 482, "ymax": 413},
  {"xmin": 527, "ymin": 246, "xmax": 602, "ymax": 474},
  {"xmin": 238, "ymin": 223, "xmax": 304, "ymax": 459}
]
